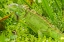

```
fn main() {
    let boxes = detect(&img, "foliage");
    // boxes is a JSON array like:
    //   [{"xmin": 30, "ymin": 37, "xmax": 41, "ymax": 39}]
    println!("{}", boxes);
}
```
[{"xmin": 0, "ymin": 0, "xmax": 64, "ymax": 42}]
